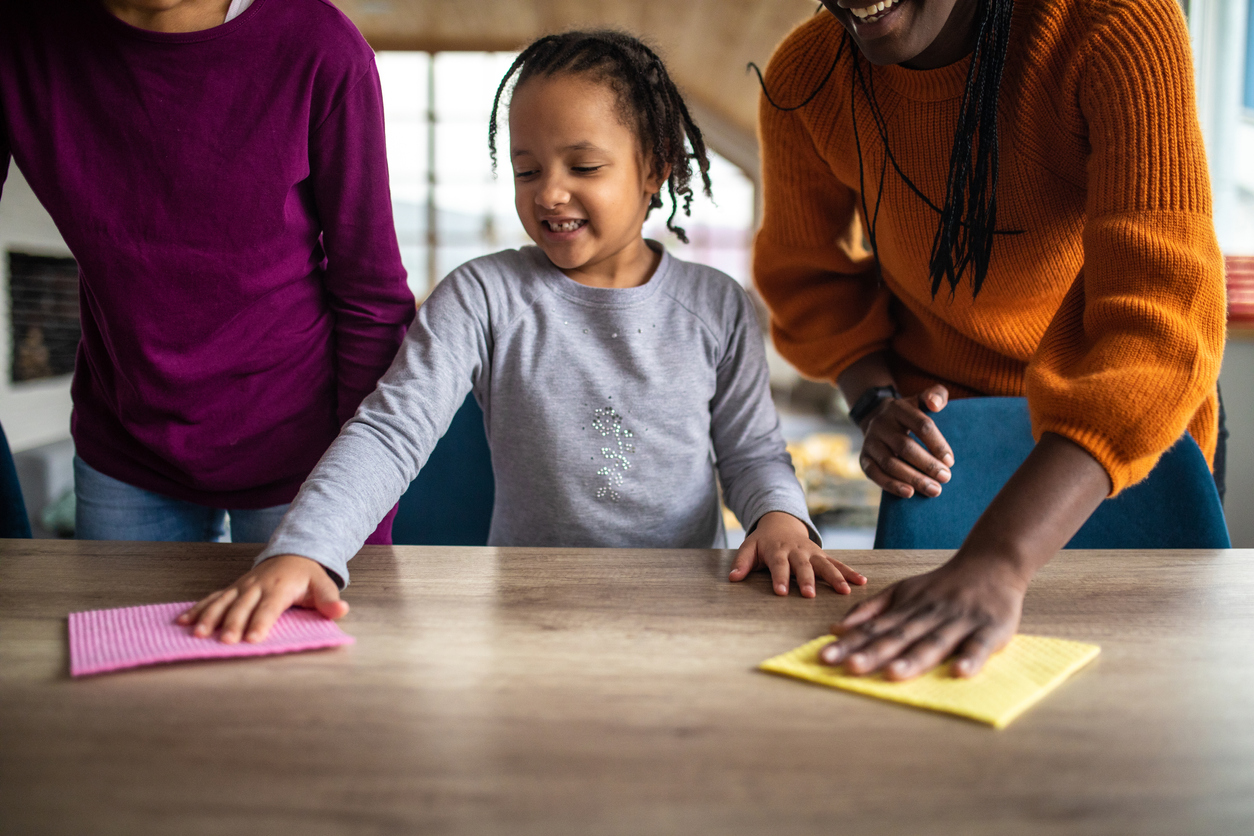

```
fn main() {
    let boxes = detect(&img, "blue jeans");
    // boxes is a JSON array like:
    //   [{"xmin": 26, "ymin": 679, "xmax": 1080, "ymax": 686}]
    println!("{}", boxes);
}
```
[{"xmin": 74, "ymin": 457, "xmax": 289, "ymax": 543}]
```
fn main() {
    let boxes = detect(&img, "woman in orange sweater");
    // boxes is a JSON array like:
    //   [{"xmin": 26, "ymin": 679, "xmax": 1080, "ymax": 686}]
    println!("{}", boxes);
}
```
[{"xmin": 752, "ymin": 0, "xmax": 1226, "ymax": 679}]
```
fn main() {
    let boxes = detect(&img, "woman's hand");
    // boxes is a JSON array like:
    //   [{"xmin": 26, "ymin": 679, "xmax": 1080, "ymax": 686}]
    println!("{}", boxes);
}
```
[
  {"xmin": 729, "ymin": 511, "xmax": 867, "ymax": 597},
  {"xmin": 819, "ymin": 551, "xmax": 1028, "ymax": 679},
  {"xmin": 858, "ymin": 384, "xmax": 955, "ymax": 499},
  {"xmin": 177, "ymin": 554, "xmax": 348, "ymax": 644}
]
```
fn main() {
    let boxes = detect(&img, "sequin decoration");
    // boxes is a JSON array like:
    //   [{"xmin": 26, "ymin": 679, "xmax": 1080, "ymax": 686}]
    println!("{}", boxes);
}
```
[{"xmin": 592, "ymin": 406, "xmax": 634, "ymax": 502}]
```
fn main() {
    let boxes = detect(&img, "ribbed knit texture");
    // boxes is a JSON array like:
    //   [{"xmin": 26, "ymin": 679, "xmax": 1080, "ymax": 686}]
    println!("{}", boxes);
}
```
[{"xmin": 753, "ymin": 0, "xmax": 1225, "ymax": 494}]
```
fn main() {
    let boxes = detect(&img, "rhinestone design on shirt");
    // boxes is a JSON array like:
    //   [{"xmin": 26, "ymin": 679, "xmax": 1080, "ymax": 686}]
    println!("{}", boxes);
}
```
[{"xmin": 592, "ymin": 406, "xmax": 634, "ymax": 502}]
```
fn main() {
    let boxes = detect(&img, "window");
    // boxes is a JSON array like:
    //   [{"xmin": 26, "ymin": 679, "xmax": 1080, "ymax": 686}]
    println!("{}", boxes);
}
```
[
  {"xmin": 1245, "ymin": 0, "xmax": 1254, "ymax": 111},
  {"xmin": 376, "ymin": 52, "xmax": 755, "ymax": 298}
]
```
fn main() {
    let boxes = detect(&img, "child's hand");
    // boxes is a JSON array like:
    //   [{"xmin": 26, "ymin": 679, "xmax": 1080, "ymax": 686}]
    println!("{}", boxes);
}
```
[
  {"xmin": 176, "ymin": 554, "xmax": 348, "ymax": 644},
  {"xmin": 728, "ymin": 511, "xmax": 867, "ymax": 597}
]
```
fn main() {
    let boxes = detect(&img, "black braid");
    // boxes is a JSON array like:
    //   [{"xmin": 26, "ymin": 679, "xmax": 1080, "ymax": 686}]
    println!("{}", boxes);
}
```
[
  {"xmin": 753, "ymin": 0, "xmax": 1019, "ymax": 297},
  {"xmin": 489, "ymin": 30, "xmax": 713, "ymax": 244}
]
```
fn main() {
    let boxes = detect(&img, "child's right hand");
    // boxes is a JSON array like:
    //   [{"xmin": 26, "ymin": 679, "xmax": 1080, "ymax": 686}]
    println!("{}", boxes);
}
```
[{"xmin": 176, "ymin": 554, "xmax": 348, "ymax": 644}]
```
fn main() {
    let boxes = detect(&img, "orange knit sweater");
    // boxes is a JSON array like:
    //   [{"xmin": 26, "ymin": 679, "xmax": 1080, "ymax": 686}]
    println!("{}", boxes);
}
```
[{"xmin": 753, "ymin": 0, "xmax": 1226, "ymax": 495}]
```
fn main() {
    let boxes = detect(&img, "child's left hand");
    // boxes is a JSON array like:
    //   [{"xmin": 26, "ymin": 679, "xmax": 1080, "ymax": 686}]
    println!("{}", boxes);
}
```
[{"xmin": 728, "ymin": 511, "xmax": 867, "ymax": 597}]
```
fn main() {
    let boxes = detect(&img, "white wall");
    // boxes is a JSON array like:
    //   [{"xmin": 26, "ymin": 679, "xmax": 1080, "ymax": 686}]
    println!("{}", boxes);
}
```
[{"xmin": 0, "ymin": 160, "xmax": 74, "ymax": 453}]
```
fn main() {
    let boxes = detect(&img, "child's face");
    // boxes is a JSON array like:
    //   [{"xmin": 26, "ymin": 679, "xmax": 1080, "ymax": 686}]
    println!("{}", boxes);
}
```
[{"xmin": 508, "ymin": 74, "xmax": 666, "ymax": 284}]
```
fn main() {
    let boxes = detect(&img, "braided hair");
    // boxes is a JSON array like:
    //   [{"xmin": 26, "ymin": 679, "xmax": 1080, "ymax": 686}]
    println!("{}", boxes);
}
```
[
  {"xmin": 752, "ymin": 0, "xmax": 1017, "ymax": 297},
  {"xmin": 489, "ymin": 30, "xmax": 713, "ymax": 244}
]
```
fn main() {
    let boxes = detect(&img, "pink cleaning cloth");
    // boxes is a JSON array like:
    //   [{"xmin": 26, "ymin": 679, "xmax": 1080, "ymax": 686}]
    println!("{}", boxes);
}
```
[{"xmin": 68, "ymin": 601, "xmax": 354, "ymax": 677}]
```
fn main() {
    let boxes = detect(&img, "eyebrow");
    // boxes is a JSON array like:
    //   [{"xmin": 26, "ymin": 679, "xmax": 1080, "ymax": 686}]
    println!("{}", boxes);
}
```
[{"xmin": 511, "ymin": 141, "xmax": 608, "ymax": 158}]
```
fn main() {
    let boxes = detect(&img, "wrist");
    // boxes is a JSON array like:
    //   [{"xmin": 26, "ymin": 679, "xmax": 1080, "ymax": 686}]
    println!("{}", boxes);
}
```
[
  {"xmin": 949, "ymin": 538, "xmax": 1042, "ymax": 591},
  {"xmin": 848, "ymin": 385, "xmax": 901, "ymax": 429}
]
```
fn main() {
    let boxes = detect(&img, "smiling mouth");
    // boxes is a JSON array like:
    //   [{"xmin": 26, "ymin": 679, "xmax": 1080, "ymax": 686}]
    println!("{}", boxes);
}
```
[
  {"xmin": 849, "ymin": 0, "xmax": 902, "ymax": 22},
  {"xmin": 543, "ymin": 219, "xmax": 587, "ymax": 233}
]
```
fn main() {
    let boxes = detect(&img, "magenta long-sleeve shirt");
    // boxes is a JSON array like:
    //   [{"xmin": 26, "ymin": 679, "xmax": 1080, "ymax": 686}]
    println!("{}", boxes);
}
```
[{"xmin": 0, "ymin": 0, "xmax": 415, "ymax": 508}]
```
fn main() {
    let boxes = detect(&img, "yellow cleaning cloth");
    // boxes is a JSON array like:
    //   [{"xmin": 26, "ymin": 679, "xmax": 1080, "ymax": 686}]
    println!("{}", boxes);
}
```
[{"xmin": 759, "ymin": 634, "xmax": 1099, "ymax": 729}]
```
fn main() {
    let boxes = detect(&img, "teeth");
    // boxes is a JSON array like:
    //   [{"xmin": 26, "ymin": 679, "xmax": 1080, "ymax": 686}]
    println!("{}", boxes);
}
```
[
  {"xmin": 851, "ymin": 0, "xmax": 898, "ymax": 19},
  {"xmin": 547, "ymin": 219, "xmax": 585, "ymax": 233}
]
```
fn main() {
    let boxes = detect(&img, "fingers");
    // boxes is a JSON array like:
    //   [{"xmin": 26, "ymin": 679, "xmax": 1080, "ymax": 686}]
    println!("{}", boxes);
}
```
[
  {"xmin": 765, "ymin": 548, "xmax": 793, "ymax": 596},
  {"xmin": 952, "ymin": 625, "xmax": 1010, "ymax": 678},
  {"xmin": 191, "ymin": 587, "xmax": 240, "ymax": 638},
  {"xmin": 904, "ymin": 396, "xmax": 954, "ymax": 469},
  {"xmin": 243, "ymin": 586, "xmax": 300, "ymax": 644},
  {"xmin": 919, "ymin": 384, "xmax": 949, "ymax": 415},
  {"xmin": 859, "ymin": 399, "xmax": 953, "ymax": 497},
  {"xmin": 812, "ymin": 554, "xmax": 863, "ymax": 595},
  {"xmin": 840, "ymin": 607, "xmax": 950, "ymax": 675},
  {"xmin": 218, "ymin": 584, "xmax": 264, "ymax": 644},
  {"xmin": 728, "ymin": 538, "xmax": 758, "ymax": 582},
  {"xmin": 178, "ymin": 591, "xmax": 222, "ymax": 625},
  {"xmin": 309, "ymin": 571, "xmax": 349, "ymax": 621},
  {"xmin": 792, "ymin": 551, "xmax": 818, "ymax": 598},
  {"xmin": 881, "ymin": 619, "xmax": 973, "ymax": 680}
]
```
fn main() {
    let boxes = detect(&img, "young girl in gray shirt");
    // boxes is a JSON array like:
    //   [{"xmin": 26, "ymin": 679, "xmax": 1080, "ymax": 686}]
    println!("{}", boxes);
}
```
[{"xmin": 181, "ymin": 30, "xmax": 868, "ymax": 643}]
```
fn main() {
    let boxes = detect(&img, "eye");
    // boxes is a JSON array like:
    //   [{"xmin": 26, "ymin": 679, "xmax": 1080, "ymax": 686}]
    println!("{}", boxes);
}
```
[
  {"xmin": 513, "ymin": 169, "xmax": 539, "ymax": 179},
  {"xmin": 572, "ymin": 165, "xmax": 604, "ymax": 174}
]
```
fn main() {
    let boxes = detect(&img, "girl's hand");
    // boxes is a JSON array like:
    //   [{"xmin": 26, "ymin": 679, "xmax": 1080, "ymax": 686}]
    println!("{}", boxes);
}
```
[
  {"xmin": 728, "ymin": 511, "xmax": 867, "ymax": 597},
  {"xmin": 818, "ymin": 552, "xmax": 1028, "ymax": 680},
  {"xmin": 858, "ymin": 384, "xmax": 955, "ymax": 499},
  {"xmin": 176, "ymin": 554, "xmax": 348, "ymax": 644}
]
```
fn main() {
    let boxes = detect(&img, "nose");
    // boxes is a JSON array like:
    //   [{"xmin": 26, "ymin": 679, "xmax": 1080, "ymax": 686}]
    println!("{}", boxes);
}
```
[{"xmin": 534, "ymin": 171, "xmax": 570, "ymax": 210}]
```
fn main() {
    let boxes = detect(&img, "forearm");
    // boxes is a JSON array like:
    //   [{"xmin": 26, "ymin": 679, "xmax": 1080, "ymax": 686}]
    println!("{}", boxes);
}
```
[
  {"xmin": 836, "ymin": 350, "xmax": 896, "ymax": 406},
  {"xmin": 954, "ymin": 432, "xmax": 1111, "ymax": 581}
]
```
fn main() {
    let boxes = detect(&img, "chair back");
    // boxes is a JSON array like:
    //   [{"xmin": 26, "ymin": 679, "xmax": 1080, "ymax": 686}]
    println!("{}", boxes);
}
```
[
  {"xmin": 1, "ymin": 422, "xmax": 33, "ymax": 539},
  {"xmin": 392, "ymin": 393, "xmax": 495, "ymax": 546},
  {"xmin": 873, "ymin": 397, "xmax": 1230, "ymax": 550}
]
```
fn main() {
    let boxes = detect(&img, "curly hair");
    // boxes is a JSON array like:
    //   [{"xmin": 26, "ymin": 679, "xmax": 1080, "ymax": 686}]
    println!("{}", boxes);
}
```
[{"xmin": 489, "ymin": 30, "xmax": 713, "ymax": 244}]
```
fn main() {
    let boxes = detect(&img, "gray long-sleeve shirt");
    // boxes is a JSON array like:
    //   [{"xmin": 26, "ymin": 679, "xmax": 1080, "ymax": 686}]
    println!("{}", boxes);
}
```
[{"xmin": 258, "ymin": 244, "xmax": 817, "ymax": 585}]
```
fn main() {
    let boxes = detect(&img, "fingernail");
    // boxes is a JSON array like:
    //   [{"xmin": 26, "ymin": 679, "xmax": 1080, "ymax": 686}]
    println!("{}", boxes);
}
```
[
  {"xmin": 889, "ymin": 659, "xmax": 908, "ymax": 674},
  {"xmin": 937, "ymin": 468, "xmax": 951, "ymax": 482},
  {"xmin": 848, "ymin": 653, "xmax": 866, "ymax": 668},
  {"xmin": 777, "ymin": 584, "xmax": 788, "ymax": 595},
  {"xmin": 929, "ymin": 395, "xmax": 942, "ymax": 409},
  {"xmin": 246, "ymin": 631, "xmax": 261, "ymax": 643},
  {"xmin": 925, "ymin": 483, "xmax": 941, "ymax": 497},
  {"xmin": 821, "ymin": 646, "xmax": 842, "ymax": 663},
  {"xmin": 803, "ymin": 585, "xmax": 814, "ymax": 596},
  {"xmin": 943, "ymin": 453, "xmax": 954, "ymax": 467}
]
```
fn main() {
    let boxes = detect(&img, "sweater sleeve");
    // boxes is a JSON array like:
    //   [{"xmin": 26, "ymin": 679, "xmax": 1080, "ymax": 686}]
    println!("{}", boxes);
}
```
[
  {"xmin": 710, "ymin": 287, "xmax": 820, "ymax": 545},
  {"xmin": 1025, "ymin": 0, "xmax": 1226, "ymax": 495},
  {"xmin": 255, "ymin": 269, "xmax": 492, "ymax": 587},
  {"xmin": 752, "ymin": 41, "xmax": 892, "ymax": 383},
  {"xmin": 309, "ymin": 61, "xmax": 417, "ymax": 428}
]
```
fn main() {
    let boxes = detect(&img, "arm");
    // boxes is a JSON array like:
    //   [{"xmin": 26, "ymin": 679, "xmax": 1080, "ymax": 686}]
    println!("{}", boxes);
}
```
[
  {"xmin": 309, "ymin": 61, "xmax": 416, "ymax": 429},
  {"xmin": 712, "ymin": 289, "xmax": 866, "ymax": 597},
  {"xmin": 752, "ymin": 52, "xmax": 892, "ymax": 385},
  {"xmin": 180, "ymin": 270, "xmax": 494, "ymax": 642},
  {"xmin": 821, "ymin": 0, "xmax": 1225, "ymax": 679},
  {"xmin": 755, "ymin": 56, "xmax": 954, "ymax": 502}
]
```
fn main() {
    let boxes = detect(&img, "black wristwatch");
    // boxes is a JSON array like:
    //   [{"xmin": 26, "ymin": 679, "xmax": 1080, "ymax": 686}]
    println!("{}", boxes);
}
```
[{"xmin": 848, "ymin": 385, "xmax": 901, "ymax": 427}]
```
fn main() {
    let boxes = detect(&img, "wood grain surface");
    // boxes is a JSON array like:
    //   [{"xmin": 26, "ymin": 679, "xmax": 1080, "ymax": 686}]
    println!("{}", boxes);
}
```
[{"xmin": 2, "ymin": 541, "xmax": 1252, "ymax": 835}]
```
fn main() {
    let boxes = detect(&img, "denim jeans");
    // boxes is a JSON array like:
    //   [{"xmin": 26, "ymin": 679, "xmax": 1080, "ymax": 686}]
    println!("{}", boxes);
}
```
[{"xmin": 73, "ymin": 456, "xmax": 289, "ymax": 543}]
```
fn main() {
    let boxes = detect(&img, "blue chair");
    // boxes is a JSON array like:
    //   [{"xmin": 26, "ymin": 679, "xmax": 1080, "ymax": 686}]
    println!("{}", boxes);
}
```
[
  {"xmin": 874, "ymin": 397, "xmax": 1230, "ymax": 550},
  {"xmin": 392, "ymin": 393, "xmax": 495, "ymax": 546},
  {"xmin": 1, "ymin": 421, "xmax": 33, "ymax": 539}
]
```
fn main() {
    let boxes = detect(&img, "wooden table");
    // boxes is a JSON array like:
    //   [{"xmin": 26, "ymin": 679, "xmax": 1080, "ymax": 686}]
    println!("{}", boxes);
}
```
[{"xmin": 2, "ymin": 541, "xmax": 1252, "ymax": 835}]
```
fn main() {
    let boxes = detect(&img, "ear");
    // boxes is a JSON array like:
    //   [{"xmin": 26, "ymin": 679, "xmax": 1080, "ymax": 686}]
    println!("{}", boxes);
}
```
[{"xmin": 644, "ymin": 162, "xmax": 671, "ymax": 196}]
